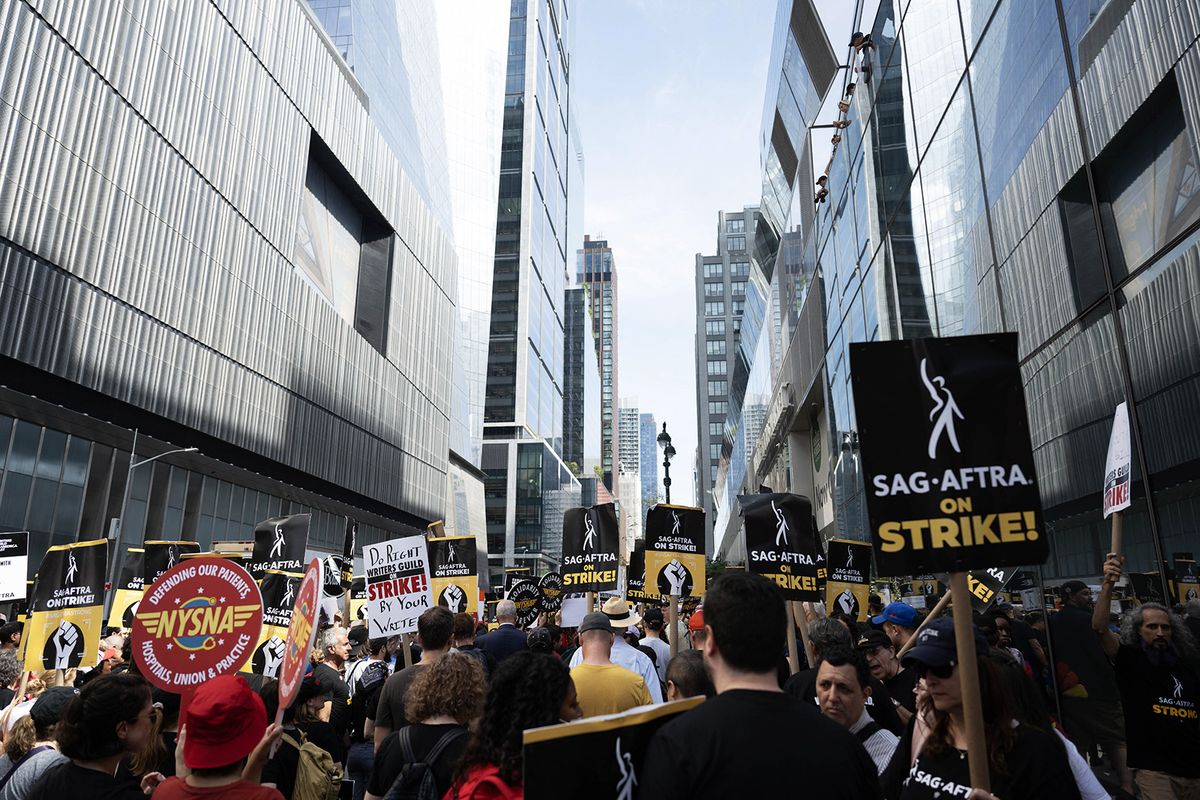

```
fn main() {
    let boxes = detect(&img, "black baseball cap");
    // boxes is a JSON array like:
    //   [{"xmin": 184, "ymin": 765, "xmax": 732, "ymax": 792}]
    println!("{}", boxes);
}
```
[
  {"xmin": 901, "ymin": 617, "xmax": 988, "ymax": 670},
  {"xmin": 579, "ymin": 612, "xmax": 614, "ymax": 634},
  {"xmin": 30, "ymin": 687, "xmax": 77, "ymax": 728},
  {"xmin": 347, "ymin": 626, "xmax": 369, "ymax": 647},
  {"xmin": 1059, "ymin": 580, "xmax": 1089, "ymax": 599},
  {"xmin": 856, "ymin": 630, "xmax": 893, "ymax": 652}
]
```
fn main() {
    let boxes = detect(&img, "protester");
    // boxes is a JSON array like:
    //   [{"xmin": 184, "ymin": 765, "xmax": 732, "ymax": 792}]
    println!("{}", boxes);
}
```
[
  {"xmin": 686, "ymin": 609, "xmax": 706, "ymax": 649},
  {"xmin": 639, "ymin": 572, "xmax": 879, "ymax": 797},
  {"xmin": 0, "ymin": 687, "xmax": 73, "ymax": 800},
  {"xmin": 858, "ymin": 630, "xmax": 916, "ymax": 723},
  {"xmin": 569, "ymin": 613, "xmax": 653, "ymax": 717},
  {"xmin": 527, "ymin": 627, "xmax": 555, "ymax": 655},
  {"xmin": 993, "ymin": 602, "xmax": 1045, "ymax": 673},
  {"xmin": 343, "ymin": 627, "xmax": 372, "ymax": 697},
  {"xmin": 1050, "ymin": 578, "xmax": 1131, "ymax": 794},
  {"xmin": 881, "ymin": 617, "xmax": 1082, "ymax": 799},
  {"xmin": 975, "ymin": 613, "xmax": 1026, "ymax": 671},
  {"xmin": 475, "ymin": 601, "xmax": 527, "ymax": 666},
  {"xmin": 1093, "ymin": 553, "xmax": 1200, "ymax": 798},
  {"xmin": 311, "ymin": 626, "xmax": 351, "ymax": 737},
  {"xmin": 664, "ymin": 650, "xmax": 714, "ymax": 700},
  {"xmin": 129, "ymin": 688, "xmax": 181, "ymax": 780},
  {"xmin": 346, "ymin": 638, "xmax": 390, "ymax": 800},
  {"xmin": 258, "ymin": 678, "xmax": 343, "ymax": 799},
  {"xmin": 0, "ymin": 624, "xmax": 19, "ymax": 654},
  {"xmin": 640, "ymin": 608, "xmax": 671, "ymax": 683},
  {"xmin": 452, "ymin": 612, "xmax": 489, "ymax": 674},
  {"xmin": 868, "ymin": 594, "xmax": 884, "ymax": 618},
  {"xmin": 373, "ymin": 607, "xmax": 454, "ymax": 749},
  {"xmin": 147, "ymin": 674, "xmax": 283, "ymax": 800},
  {"xmin": 872, "ymin": 602, "xmax": 920, "ymax": 651},
  {"xmin": 446, "ymin": 652, "xmax": 579, "ymax": 799},
  {"xmin": 365, "ymin": 652, "xmax": 485, "ymax": 800},
  {"xmin": 815, "ymin": 650, "xmax": 898, "ymax": 775},
  {"xmin": 1187, "ymin": 599, "xmax": 1200, "ymax": 643},
  {"xmin": 24, "ymin": 672, "xmax": 153, "ymax": 799},
  {"xmin": 0, "ymin": 652, "xmax": 19, "ymax": 709},
  {"xmin": 786, "ymin": 618, "xmax": 903, "ymax": 734},
  {"xmin": 567, "ymin": 598, "xmax": 663, "ymax": 703}
]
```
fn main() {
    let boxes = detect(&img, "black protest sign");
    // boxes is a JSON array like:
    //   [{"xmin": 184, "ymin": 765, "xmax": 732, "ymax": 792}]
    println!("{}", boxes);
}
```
[
  {"xmin": 25, "ymin": 539, "xmax": 106, "ymax": 672},
  {"xmin": 247, "ymin": 514, "xmax": 310, "ymax": 579},
  {"xmin": 524, "ymin": 697, "xmax": 704, "ymax": 800},
  {"xmin": 350, "ymin": 576, "xmax": 367, "ymax": 622},
  {"xmin": 825, "ymin": 539, "xmax": 871, "ymax": 621},
  {"xmin": 1010, "ymin": 571, "xmax": 1037, "ymax": 592},
  {"xmin": 644, "ymin": 505, "xmax": 706, "ymax": 598},
  {"xmin": 143, "ymin": 540, "xmax": 201, "ymax": 585},
  {"xmin": 504, "ymin": 567, "xmax": 532, "ymax": 593},
  {"xmin": 1129, "ymin": 572, "xmax": 1167, "ymax": 605},
  {"xmin": 1175, "ymin": 554, "xmax": 1199, "ymax": 604},
  {"xmin": 429, "ymin": 536, "xmax": 478, "ymax": 615},
  {"xmin": 626, "ymin": 542, "xmax": 652, "ymax": 602},
  {"xmin": 243, "ymin": 570, "xmax": 300, "ymax": 678},
  {"xmin": 507, "ymin": 579, "xmax": 541, "ymax": 627},
  {"xmin": 538, "ymin": 572, "xmax": 564, "ymax": 613},
  {"xmin": 107, "ymin": 548, "xmax": 145, "ymax": 629},
  {"xmin": 341, "ymin": 517, "xmax": 357, "ymax": 589},
  {"xmin": 561, "ymin": 504, "xmax": 620, "ymax": 592},
  {"xmin": 321, "ymin": 555, "xmax": 345, "ymax": 599},
  {"xmin": 849, "ymin": 333, "xmax": 1046, "ymax": 575},
  {"xmin": 966, "ymin": 567, "xmax": 1015, "ymax": 612},
  {"xmin": 741, "ymin": 493, "xmax": 823, "ymax": 601}
]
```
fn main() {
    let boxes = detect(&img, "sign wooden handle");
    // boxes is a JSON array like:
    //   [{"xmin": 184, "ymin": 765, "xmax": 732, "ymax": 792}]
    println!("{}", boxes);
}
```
[
  {"xmin": 669, "ymin": 594, "xmax": 679, "ymax": 658},
  {"xmin": 1110, "ymin": 511, "xmax": 1123, "ymax": 558},
  {"xmin": 897, "ymin": 589, "xmax": 952, "ymax": 658},
  {"xmin": 949, "ymin": 572, "xmax": 990, "ymax": 792},
  {"xmin": 401, "ymin": 633, "xmax": 414, "ymax": 668},
  {"xmin": 785, "ymin": 601, "xmax": 800, "ymax": 674}
]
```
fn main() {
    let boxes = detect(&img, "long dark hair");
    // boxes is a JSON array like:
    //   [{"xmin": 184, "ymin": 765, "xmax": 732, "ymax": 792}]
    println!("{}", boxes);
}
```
[
  {"xmin": 919, "ymin": 657, "xmax": 1019, "ymax": 776},
  {"xmin": 449, "ymin": 652, "xmax": 571, "ymax": 792},
  {"xmin": 58, "ymin": 672, "xmax": 152, "ymax": 760}
]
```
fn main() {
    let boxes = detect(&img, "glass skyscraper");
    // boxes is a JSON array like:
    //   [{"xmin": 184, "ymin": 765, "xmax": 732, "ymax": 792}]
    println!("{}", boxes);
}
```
[
  {"xmin": 578, "ymin": 236, "xmax": 619, "ymax": 491},
  {"xmin": 482, "ymin": 0, "xmax": 581, "ymax": 580},
  {"xmin": 640, "ymin": 412, "xmax": 659, "ymax": 509}
]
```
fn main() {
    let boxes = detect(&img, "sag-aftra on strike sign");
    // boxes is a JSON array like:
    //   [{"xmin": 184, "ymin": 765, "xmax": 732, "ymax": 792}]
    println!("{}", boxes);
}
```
[{"xmin": 849, "ymin": 333, "xmax": 1047, "ymax": 575}]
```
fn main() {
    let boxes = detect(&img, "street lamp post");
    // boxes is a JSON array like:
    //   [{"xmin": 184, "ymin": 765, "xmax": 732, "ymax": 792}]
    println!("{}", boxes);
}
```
[
  {"xmin": 104, "ymin": 428, "xmax": 198, "ymax": 618},
  {"xmin": 656, "ymin": 423, "xmax": 676, "ymax": 505}
]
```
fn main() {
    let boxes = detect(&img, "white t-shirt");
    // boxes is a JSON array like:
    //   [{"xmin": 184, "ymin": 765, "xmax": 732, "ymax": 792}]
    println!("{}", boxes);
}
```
[{"xmin": 639, "ymin": 636, "xmax": 671, "ymax": 683}]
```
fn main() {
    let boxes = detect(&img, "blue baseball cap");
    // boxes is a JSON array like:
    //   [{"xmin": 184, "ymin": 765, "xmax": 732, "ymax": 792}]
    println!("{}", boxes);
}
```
[
  {"xmin": 901, "ymin": 617, "xmax": 989, "ymax": 669},
  {"xmin": 871, "ymin": 601, "xmax": 919, "ymax": 629}
]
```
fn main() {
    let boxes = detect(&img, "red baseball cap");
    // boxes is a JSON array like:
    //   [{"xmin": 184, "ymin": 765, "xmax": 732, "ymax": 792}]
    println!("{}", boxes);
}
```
[
  {"xmin": 183, "ymin": 674, "xmax": 267, "ymax": 769},
  {"xmin": 687, "ymin": 609, "xmax": 705, "ymax": 632}
]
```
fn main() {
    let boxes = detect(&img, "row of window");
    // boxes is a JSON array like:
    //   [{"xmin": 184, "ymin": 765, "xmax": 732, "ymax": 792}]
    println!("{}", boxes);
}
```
[
  {"xmin": 703, "ymin": 281, "xmax": 748, "ymax": 298},
  {"xmin": 705, "ymin": 320, "xmax": 725, "ymax": 336},
  {"xmin": 708, "ymin": 400, "xmax": 728, "ymax": 415},
  {"xmin": 704, "ymin": 301, "xmax": 725, "ymax": 316},
  {"xmin": 706, "ymin": 360, "xmax": 727, "ymax": 376},
  {"xmin": 707, "ymin": 380, "xmax": 727, "ymax": 396},
  {"xmin": 726, "ymin": 218, "xmax": 745, "ymax": 233},
  {"xmin": 706, "ymin": 339, "xmax": 726, "ymax": 355}
]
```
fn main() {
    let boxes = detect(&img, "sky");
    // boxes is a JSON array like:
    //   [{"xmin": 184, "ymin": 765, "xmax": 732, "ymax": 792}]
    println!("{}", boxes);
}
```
[
  {"xmin": 572, "ymin": 0, "xmax": 778, "ymax": 507},
  {"xmin": 572, "ymin": 0, "xmax": 862, "ymax": 508}
]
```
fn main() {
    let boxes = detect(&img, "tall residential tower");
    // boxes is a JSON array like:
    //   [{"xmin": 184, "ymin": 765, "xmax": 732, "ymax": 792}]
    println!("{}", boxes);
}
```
[{"xmin": 578, "ymin": 236, "xmax": 619, "ymax": 492}]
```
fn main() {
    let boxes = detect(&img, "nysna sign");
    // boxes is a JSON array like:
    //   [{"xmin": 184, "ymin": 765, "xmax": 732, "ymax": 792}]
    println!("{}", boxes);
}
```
[{"xmin": 850, "ymin": 334, "xmax": 1046, "ymax": 574}]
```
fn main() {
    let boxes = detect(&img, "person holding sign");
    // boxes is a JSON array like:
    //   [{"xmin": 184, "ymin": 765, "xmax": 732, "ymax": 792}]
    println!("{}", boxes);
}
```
[
  {"xmin": 569, "ymin": 612, "xmax": 653, "ymax": 718},
  {"xmin": 639, "ymin": 573, "xmax": 879, "ymax": 799},
  {"xmin": 880, "ymin": 618, "xmax": 1081, "ymax": 800},
  {"xmin": 1092, "ymin": 554, "xmax": 1200, "ymax": 799}
]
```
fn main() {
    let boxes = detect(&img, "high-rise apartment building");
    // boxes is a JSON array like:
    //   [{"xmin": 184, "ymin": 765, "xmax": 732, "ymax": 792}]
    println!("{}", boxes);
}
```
[
  {"xmin": 481, "ymin": 0, "xmax": 581, "ymax": 580},
  {"xmin": 0, "ymin": 0, "xmax": 461, "ymax": 574},
  {"xmin": 564, "ymin": 287, "xmax": 602, "ymax": 474},
  {"xmin": 618, "ymin": 402, "xmax": 641, "ymax": 474},
  {"xmin": 578, "ymin": 236, "xmax": 619, "ymax": 491},
  {"xmin": 694, "ymin": 207, "xmax": 759, "ymax": 554},
  {"xmin": 639, "ymin": 413, "xmax": 659, "ymax": 508}
]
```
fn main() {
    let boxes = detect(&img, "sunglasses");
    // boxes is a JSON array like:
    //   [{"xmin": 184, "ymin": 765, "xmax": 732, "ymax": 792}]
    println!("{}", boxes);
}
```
[{"xmin": 915, "ymin": 662, "xmax": 956, "ymax": 680}]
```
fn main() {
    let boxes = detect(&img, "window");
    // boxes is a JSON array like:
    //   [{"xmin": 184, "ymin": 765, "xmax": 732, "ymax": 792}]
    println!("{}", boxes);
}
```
[
  {"xmin": 706, "ymin": 360, "xmax": 727, "ymax": 376},
  {"xmin": 704, "ymin": 301, "xmax": 725, "ymax": 316},
  {"xmin": 727, "ymin": 235, "xmax": 746, "ymax": 251},
  {"xmin": 731, "ymin": 280, "xmax": 746, "ymax": 296},
  {"xmin": 708, "ymin": 401, "xmax": 728, "ymax": 415},
  {"xmin": 704, "ymin": 262, "xmax": 724, "ymax": 278},
  {"xmin": 705, "ymin": 320, "xmax": 726, "ymax": 336},
  {"xmin": 726, "ymin": 218, "xmax": 745, "ymax": 233},
  {"xmin": 708, "ymin": 380, "xmax": 727, "ymax": 396},
  {"xmin": 731, "ymin": 261, "xmax": 750, "ymax": 277},
  {"xmin": 704, "ymin": 283, "xmax": 724, "ymax": 298},
  {"xmin": 709, "ymin": 444, "xmax": 721, "ymax": 460},
  {"xmin": 732, "ymin": 300, "xmax": 745, "ymax": 316},
  {"xmin": 710, "ymin": 465, "xmax": 718, "ymax": 483},
  {"xmin": 706, "ymin": 339, "xmax": 726, "ymax": 355},
  {"xmin": 709, "ymin": 421, "xmax": 723, "ymax": 437}
]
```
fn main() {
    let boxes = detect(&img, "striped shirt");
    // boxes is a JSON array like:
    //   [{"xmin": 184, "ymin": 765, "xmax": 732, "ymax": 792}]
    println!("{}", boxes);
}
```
[{"xmin": 850, "ymin": 708, "xmax": 899, "ymax": 774}]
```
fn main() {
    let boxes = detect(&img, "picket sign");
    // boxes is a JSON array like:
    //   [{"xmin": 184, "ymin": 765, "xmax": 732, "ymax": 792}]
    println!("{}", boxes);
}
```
[{"xmin": 1103, "ymin": 403, "xmax": 1132, "ymax": 560}]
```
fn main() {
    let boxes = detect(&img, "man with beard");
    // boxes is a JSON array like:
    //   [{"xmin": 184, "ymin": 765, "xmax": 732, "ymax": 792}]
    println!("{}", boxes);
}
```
[{"xmin": 1095, "ymin": 553, "xmax": 1200, "ymax": 799}]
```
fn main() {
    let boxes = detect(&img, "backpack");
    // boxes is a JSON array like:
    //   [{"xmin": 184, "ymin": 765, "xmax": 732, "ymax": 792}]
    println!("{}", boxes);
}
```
[
  {"xmin": 281, "ymin": 729, "xmax": 343, "ymax": 800},
  {"xmin": 382, "ymin": 726, "xmax": 467, "ymax": 800}
]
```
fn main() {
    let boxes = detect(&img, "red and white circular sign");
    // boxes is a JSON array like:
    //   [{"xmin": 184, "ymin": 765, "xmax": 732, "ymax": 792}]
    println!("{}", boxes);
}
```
[
  {"xmin": 132, "ymin": 558, "xmax": 263, "ymax": 693},
  {"xmin": 278, "ymin": 559, "xmax": 321, "ymax": 714}
]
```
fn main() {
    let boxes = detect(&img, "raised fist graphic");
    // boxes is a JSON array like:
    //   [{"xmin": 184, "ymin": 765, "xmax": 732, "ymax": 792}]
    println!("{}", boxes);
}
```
[
  {"xmin": 259, "ymin": 635, "xmax": 287, "ymax": 677},
  {"xmin": 665, "ymin": 560, "xmax": 689, "ymax": 596},
  {"xmin": 51, "ymin": 621, "xmax": 80, "ymax": 669},
  {"xmin": 441, "ymin": 585, "xmax": 467, "ymax": 613}
]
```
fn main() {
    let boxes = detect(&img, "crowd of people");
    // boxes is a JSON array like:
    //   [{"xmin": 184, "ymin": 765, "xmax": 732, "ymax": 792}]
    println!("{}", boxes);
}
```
[{"xmin": 0, "ymin": 553, "xmax": 1196, "ymax": 799}]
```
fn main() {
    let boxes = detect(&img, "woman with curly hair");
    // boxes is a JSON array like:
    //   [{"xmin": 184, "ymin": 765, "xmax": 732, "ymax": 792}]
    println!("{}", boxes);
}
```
[
  {"xmin": 446, "ymin": 651, "xmax": 581, "ymax": 800},
  {"xmin": 365, "ymin": 653, "xmax": 486, "ymax": 800}
]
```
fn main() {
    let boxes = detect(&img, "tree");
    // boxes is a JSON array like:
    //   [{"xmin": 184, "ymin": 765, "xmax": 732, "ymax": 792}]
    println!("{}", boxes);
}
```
[
  {"xmin": 566, "ymin": 461, "xmax": 582, "ymax": 478},
  {"xmin": 706, "ymin": 558, "xmax": 730, "ymax": 584}
]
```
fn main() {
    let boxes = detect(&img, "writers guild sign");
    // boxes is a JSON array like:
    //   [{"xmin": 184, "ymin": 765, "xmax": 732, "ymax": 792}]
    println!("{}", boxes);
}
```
[{"xmin": 849, "ymin": 333, "xmax": 1047, "ymax": 575}]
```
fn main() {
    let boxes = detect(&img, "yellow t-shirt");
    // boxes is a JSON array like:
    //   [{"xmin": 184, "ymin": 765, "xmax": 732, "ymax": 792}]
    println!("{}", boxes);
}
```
[{"xmin": 570, "ymin": 663, "xmax": 653, "ymax": 718}]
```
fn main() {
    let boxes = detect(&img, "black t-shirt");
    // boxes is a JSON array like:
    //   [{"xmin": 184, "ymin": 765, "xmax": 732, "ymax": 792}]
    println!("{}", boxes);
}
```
[
  {"xmin": 372, "ymin": 665, "xmax": 428, "ymax": 731},
  {"xmin": 884, "ymin": 667, "xmax": 919, "ymax": 714},
  {"xmin": 1114, "ymin": 643, "xmax": 1200, "ymax": 776},
  {"xmin": 1048, "ymin": 606, "xmax": 1119, "ymax": 700},
  {"xmin": 262, "ymin": 722, "xmax": 345, "ymax": 799},
  {"xmin": 311, "ymin": 662, "xmax": 351, "ymax": 738},
  {"xmin": 157, "ymin": 730, "xmax": 179, "ymax": 777},
  {"xmin": 349, "ymin": 660, "xmax": 389, "ymax": 743},
  {"xmin": 366, "ymin": 724, "xmax": 468, "ymax": 799},
  {"xmin": 639, "ymin": 689, "xmax": 880, "ymax": 799},
  {"xmin": 0, "ymin": 687, "xmax": 13, "ymax": 707},
  {"xmin": 882, "ymin": 722, "xmax": 1081, "ymax": 800},
  {"xmin": 26, "ymin": 760, "xmax": 146, "ymax": 800},
  {"xmin": 785, "ymin": 667, "xmax": 905, "ymax": 734}
]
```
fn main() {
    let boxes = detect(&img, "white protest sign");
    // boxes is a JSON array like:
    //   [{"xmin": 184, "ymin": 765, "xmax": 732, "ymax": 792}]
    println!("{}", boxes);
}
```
[
  {"xmin": 363, "ymin": 536, "xmax": 431, "ymax": 637},
  {"xmin": 559, "ymin": 594, "xmax": 588, "ymax": 628},
  {"xmin": 1103, "ymin": 402, "xmax": 1132, "ymax": 519},
  {"xmin": 0, "ymin": 532, "xmax": 29, "ymax": 601}
]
